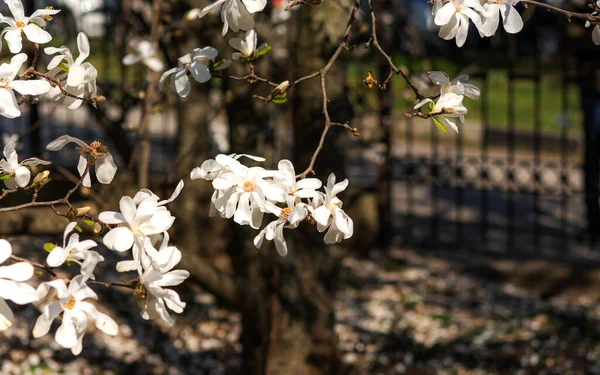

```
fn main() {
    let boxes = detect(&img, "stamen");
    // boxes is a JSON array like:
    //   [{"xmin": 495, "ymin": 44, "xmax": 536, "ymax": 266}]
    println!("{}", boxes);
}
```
[
  {"xmin": 63, "ymin": 296, "xmax": 76, "ymax": 310},
  {"xmin": 243, "ymin": 181, "xmax": 254, "ymax": 192}
]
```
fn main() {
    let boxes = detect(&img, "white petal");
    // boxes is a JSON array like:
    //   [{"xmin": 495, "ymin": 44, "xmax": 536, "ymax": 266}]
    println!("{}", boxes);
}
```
[
  {"xmin": 0, "ymin": 298, "xmax": 14, "ymax": 330},
  {"xmin": 75, "ymin": 32, "xmax": 90, "ymax": 64},
  {"xmin": 189, "ymin": 61, "xmax": 212, "ymax": 84},
  {"xmin": 67, "ymin": 64, "xmax": 86, "ymax": 87},
  {"xmin": 4, "ymin": 28, "xmax": 22, "ymax": 54},
  {"xmin": 46, "ymin": 135, "xmax": 87, "ymax": 151},
  {"xmin": 14, "ymin": 165, "xmax": 30, "ymax": 187},
  {"xmin": 32, "ymin": 301, "xmax": 62, "ymax": 337},
  {"xmin": 500, "ymin": 3, "xmax": 523, "ymax": 34},
  {"xmin": 23, "ymin": 24, "xmax": 52, "ymax": 44},
  {"xmin": 55, "ymin": 319, "xmax": 78, "ymax": 348},
  {"xmin": 98, "ymin": 211, "xmax": 126, "ymax": 224},
  {"xmin": 434, "ymin": 3, "xmax": 456, "ymax": 26},
  {"xmin": 95, "ymin": 153, "xmax": 117, "ymax": 184},
  {"xmin": 0, "ymin": 279, "xmax": 38, "ymax": 304},
  {"xmin": 0, "ymin": 239, "xmax": 11, "ymax": 264},
  {"xmin": 10, "ymin": 79, "xmax": 51, "ymax": 95},
  {"xmin": 0, "ymin": 262, "xmax": 33, "ymax": 281},
  {"xmin": 102, "ymin": 227, "xmax": 135, "ymax": 252},
  {"xmin": 0, "ymin": 88, "xmax": 20, "ymax": 118}
]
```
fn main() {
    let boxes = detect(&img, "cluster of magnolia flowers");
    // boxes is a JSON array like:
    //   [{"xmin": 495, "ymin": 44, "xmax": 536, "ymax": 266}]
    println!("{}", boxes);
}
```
[
  {"xmin": 0, "ymin": 182, "xmax": 188, "ymax": 355},
  {"xmin": 431, "ymin": 0, "xmax": 600, "ymax": 47},
  {"xmin": 414, "ymin": 71, "xmax": 481, "ymax": 133},
  {"xmin": 0, "ymin": 0, "xmax": 100, "ymax": 118},
  {"xmin": 191, "ymin": 154, "xmax": 354, "ymax": 256}
]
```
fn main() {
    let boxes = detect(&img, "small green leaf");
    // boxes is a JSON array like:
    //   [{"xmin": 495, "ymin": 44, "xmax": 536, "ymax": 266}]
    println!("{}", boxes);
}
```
[
  {"xmin": 43, "ymin": 243, "xmax": 57, "ymax": 252},
  {"xmin": 66, "ymin": 261, "xmax": 74, "ymax": 267},
  {"xmin": 0, "ymin": 173, "xmax": 11, "ymax": 181},
  {"xmin": 254, "ymin": 45, "xmax": 271, "ymax": 58},
  {"xmin": 432, "ymin": 117, "xmax": 447, "ymax": 134},
  {"xmin": 427, "ymin": 101, "xmax": 434, "ymax": 112},
  {"xmin": 82, "ymin": 219, "xmax": 95, "ymax": 227},
  {"xmin": 74, "ymin": 225, "xmax": 83, "ymax": 233},
  {"xmin": 272, "ymin": 95, "xmax": 287, "ymax": 104},
  {"xmin": 58, "ymin": 63, "xmax": 69, "ymax": 72}
]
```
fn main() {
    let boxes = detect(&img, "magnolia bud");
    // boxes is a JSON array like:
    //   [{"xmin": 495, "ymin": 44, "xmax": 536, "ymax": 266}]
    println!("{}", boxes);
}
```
[
  {"xmin": 272, "ymin": 81, "xmax": 290, "ymax": 97},
  {"xmin": 186, "ymin": 8, "xmax": 201, "ymax": 20},
  {"xmin": 32, "ymin": 170, "xmax": 50, "ymax": 187},
  {"xmin": 92, "ymin": 223, "xmax": 102, "ymax": 235},
  {"xmin": 75, "ymin": 206, "xmax": 92, "ymax": 217}
]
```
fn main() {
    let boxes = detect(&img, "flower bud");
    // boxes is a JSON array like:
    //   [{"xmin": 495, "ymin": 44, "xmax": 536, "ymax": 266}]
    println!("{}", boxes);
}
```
[
  {"xmin": 272, "ymin": 81, "xmax": 290, "ymax": 97},
  {"xmin": 75, "ymin": 206, "xmax": 92, "ymax": 217},
  {"xmin": 32, "ymin": 170, "xmax": 50, "ymax": 187}
]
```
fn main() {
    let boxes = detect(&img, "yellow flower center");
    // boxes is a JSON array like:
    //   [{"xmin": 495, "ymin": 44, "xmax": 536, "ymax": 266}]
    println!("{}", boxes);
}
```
[
  {"xmin": 15, "ymin": 21, "xmax": 25, "ymax": 28},
  {"xmin": 243, "ymin": 181, "xmax": 254, "ymax": 192},
  {"xmin": 63, "ymin": 297, "xmax": 76, "ymax": 310},
  {"xmin": 89, "ymin": 141, "xmax": 102, "ymax": 157},
  {"xmin": 280, "ymin": 207, "xmax": 292, "ymax": 218},
  {"xmin": 0, "ymin": 78, "xmax": 8, "ymax": 89}
]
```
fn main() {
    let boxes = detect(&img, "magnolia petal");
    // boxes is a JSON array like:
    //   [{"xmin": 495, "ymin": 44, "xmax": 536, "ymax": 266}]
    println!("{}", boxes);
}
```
[
  {"xmin": 122, "ymin": 53, "xmax": 141, "ymax": 66},
  {"xmin": 0, "ymin": 87, "xmax": 20, "ymax": 118},
  {"xmin": 14, "ymin": 165, "xmax": 30, "ymax": 188},
  {"xmin": 23, "ymin": 24, "xmax": 52, "ymax": 44},
  {"xmin": 67, "ymin": 64, "xmax": 86, "ymax": 87},
  {"xmin": 0, "ymin": 297, "xmax": 13, "ymax": 330},
  {"xmin": 103, "ymin": 227, "xmax": 135, "ymax": 252},
  {"xmin": 95, "ymin": 154, "xmax": 117, "ymax": 184},
  {"xmin": 55, "ymin": 319, "xmax": 78, "ymax": 348},
  {"xmin": 434, "ymin": 2, "xmax": 456, "ymax": 26},
  {"xmin": 156, "ymin": 270, "xmax": 190, "ymax": 287},
  {"xmin": 32, "ymin": 301, "xmax": 62, "ymax": 337},
  {"xmin": 158, "ymin": 67, "xmax": 179, "ymax": 91},
  {"xmin": 0, "ymin": 279, "xmax": 38, "ymax": 304},
  {"xmin": 98, "ymin": 211, "xmax": 126, "ymax": 224},
  {"xmin": 4, "ymin": 28, "xmax": 22, "ymax": 54},
  {"xmin": 145, "ymin": 57, "xmax": 164, "ymax": 72},
  {"xmin": 501, "ymin": 3, "xmax": 523, "ymax": 34},
  {"xmin": 77, "ymin": 155, "xmax": 91, "ymax": 187},
  {"xmin": 189, "ymin": 61, "xmax": 212, "ymax": 84},
  {"xmin": 46, "ymin": 135, "xmax": 87, "ymax": 151},
  {"xmin": 0, "ymin": 262, "xmax": 33, "ymax": 281},
  {"xmin": 75, "ymin": 32, "xmax": 90, "ymax": 64},
  {"xmin": 0, "ymin": 239, "xmax": 11, "ymax": 264}
]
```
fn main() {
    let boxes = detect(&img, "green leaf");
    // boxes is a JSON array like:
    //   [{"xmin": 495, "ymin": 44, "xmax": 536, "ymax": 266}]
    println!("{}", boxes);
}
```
[
  {"xmin": 82, "ymin": 219, "xmax": 95, "ymax": 227},
  {"xmin": 0, "ymin": 173, "xmax": 11, "ymax": 181},
  {"xmin": 58, "ymin": 63, "xmax": 69, "ymax": 73},
  {"xmin": 43, "ymin": 243, "xmax": 57, "ymax": 253},
  {"xmin": 432, "ymin": 117, "xmax": 447, "ymax": 134},
  {"xmin": 74, "ymin": 225, "xmax": 83, "ymax": 233},
  {"xmin": 427, "ymin": 101, "xmax": 434, "ymax": 112},
  {"xmin": 254, "ymin": 45, "xmax": 271, "ymax": 58},
  {"xmin": 272, "ymin": 95, "xmax": 287, "ymax": 104}
]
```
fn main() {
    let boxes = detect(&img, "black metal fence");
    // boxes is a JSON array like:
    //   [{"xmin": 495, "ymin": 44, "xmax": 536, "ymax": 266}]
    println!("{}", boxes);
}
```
[{"xmin": 386, "ymin": 17, "xmax": 599, "ymax": 263}]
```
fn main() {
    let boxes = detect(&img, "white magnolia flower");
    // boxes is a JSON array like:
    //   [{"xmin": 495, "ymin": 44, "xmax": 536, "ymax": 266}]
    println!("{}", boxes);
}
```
[
  {"xmin": 210, "ymin": 154, "xmax": 280, "ymax": 229},
  {"xmin": 44, "ymin": 33, "xmax": 98, "ymax": 109},
  {"xmin": 116, "ymin": 231, "xmax": 181, "ymax": 274},
  {"xmin": 46, "ymin": 222, "xmax": 103, "ymax": 281},
  {"xmin": 0, "ymin": 0, "xmax": 60, "ymax": 53},
  {"xmin": 198, "ymin": 0, "xmax": 267, "ymax": 35},
  {"xmin": 480, "ymin": 0, "xmax": 523, "ymax": 36},
  {"xmin": 434, "ymin": 0, "xmax": 484, "ymax": 47},
  {"xmin": 253, "ymin": 196, "xmax": 309, "ymax": 257},
  {"xmin": 0, "ymin": 239, "xmax": 38, "ymax": 330},
  {"xmin": 33, "ymin": 275, "xmax": 118, "ymax": 355},
  {"xmin": 272, "ymin": 159, "xmax": 322, "ymax": 201},
  {"xmin": 585, "ymin": 4, "xmax": 600, "ymax": 45},
  {"xmin": 0, "ymin": 141, "xmax": 50, "ymax": 189},
  {"xmin": 313, "ymin": 174, "xmax": 354, "ymax": 244},
  {"xmin": 140, "ymin": 260, "xmax": 189, "ymax": 326},
  {"xmin": 414, "ymin": 92, "xmax": 468, "ymax": 133},
  {"xmin": 159, "ymin": 47, "xmax": 220, "ymax": 98},
  {"xmin": 428, "ymin": 71, "xmax": 480, "ymax": 99},
  {"xmin": 229, "ymin": 29, "xmax": 257, "ymax": 60},
  {"xmin": 46, "ymin": 136, "xmax": 117, "ymax": 187},
  {"xmin": 0, "ymin": 53, "xmax": 51, "ymax": 118},
  {"xmin": 191, "ymin": 154, "xmax": 265, "ymax": 217},
  {"xmin": 99, "ymin": 193, "xmax": 177, "ymax": 253},
  {"xmin": 122, "ymin": 40, "xmax": 164, "ymax": 72}
]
